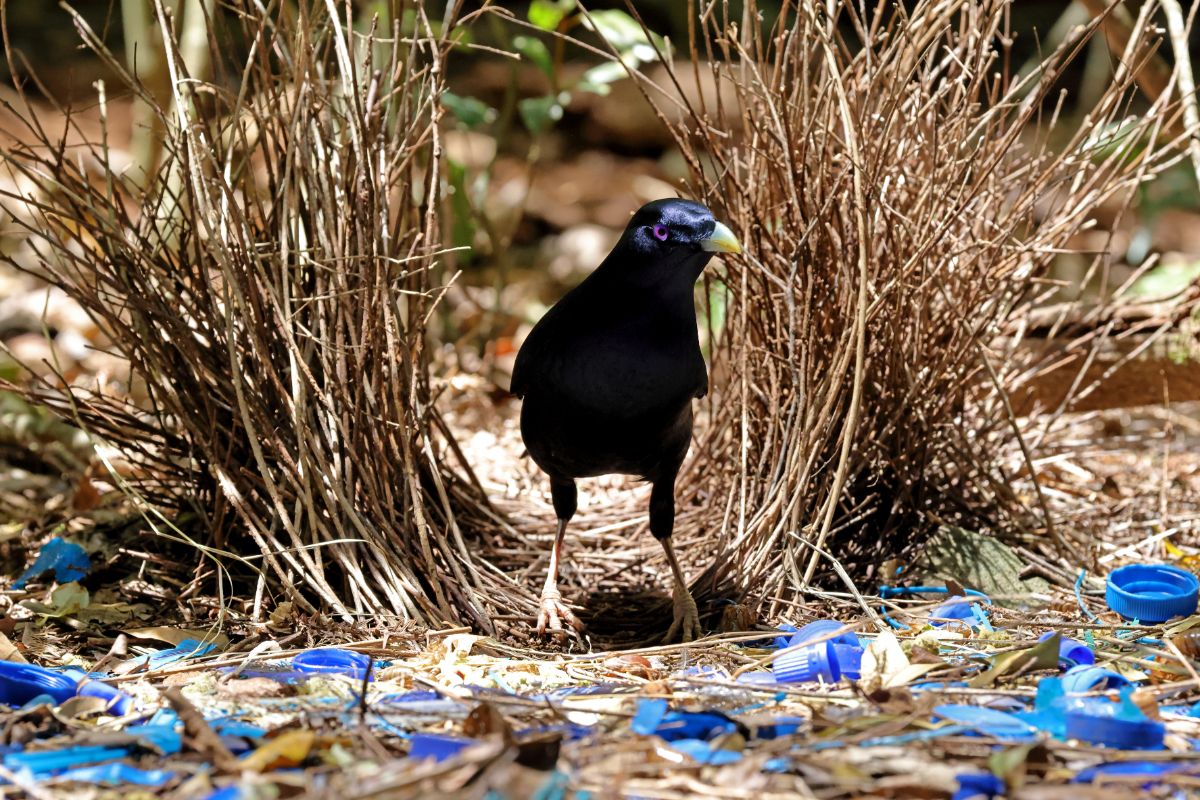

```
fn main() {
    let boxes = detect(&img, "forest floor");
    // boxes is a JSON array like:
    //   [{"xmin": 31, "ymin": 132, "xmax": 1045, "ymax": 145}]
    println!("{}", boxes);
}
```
[{"xmin": 4, "ymin": 91, "xmax": 1200, "ymax": 798}]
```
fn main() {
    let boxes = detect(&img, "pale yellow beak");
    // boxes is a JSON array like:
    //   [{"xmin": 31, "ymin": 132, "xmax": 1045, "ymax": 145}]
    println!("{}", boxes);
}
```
[{"xmin": 700, "ymin": 221, "xmax": 742, "ymax": 254}]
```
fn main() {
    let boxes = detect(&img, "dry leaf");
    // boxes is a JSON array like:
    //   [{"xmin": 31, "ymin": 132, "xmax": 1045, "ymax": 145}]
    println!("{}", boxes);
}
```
[
  {"xmin": 71, "ymin": 472, "xmax": 102, "ymax": 511},
  {"xmin": 241, "ymin": 729, "xmax": 316, "ymax": 772},
  {"xmin": 125, "ymin": 627, "xmax": 229, "ymax": 649},
  {"xmin": 0, "ymin": 631, "xmax": 26, "ymax": 663},
  {"xmin": 969, "ymin": 633, "xmax": 1060, "ymax": 688}
]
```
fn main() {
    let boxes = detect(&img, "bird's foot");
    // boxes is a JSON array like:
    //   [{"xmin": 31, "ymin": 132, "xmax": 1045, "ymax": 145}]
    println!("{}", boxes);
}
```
[
  {"xmin": 663, "ymin": 585, "xmax": 702, "ymax": 643},
  {"xmin": 536, "ymin": 588, "xmax": 584, "ymax": 640}
]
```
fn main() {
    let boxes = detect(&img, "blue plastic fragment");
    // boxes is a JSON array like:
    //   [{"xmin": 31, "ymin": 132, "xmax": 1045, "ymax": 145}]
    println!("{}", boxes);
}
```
[
  {"xmin": 54, "ymin": 763, "xmax": 176, "ymax": 786},
  {"xmin": 1064, "ymin": 691, "xmax": 1165, "ymax": 750},
  {"xmin": 769, "ymin": 623, "xmax": 798, "ymax": 649},
  {"xmin": 57, "ymin": 667, "xmax": 134, "ymax": 716},
  {"xmin": 127, "ymin": 722, "xmax": 183, "ymax": 755},
  {"xmin": 832, "ymin": 644, "xmax": 863, "ymax": 680},
  {"xmin": 1106, "ymin": 564, "xmax": 1199, "ymax": 623},
  {"xmin": 0, "ymin": 662, "xmax": 77, "ymax": 707},
  {"xmin": 1073, "ymin": 761, "xmax": 1186, "ymax": 783},
  {"xmin": 735, "ymin": 671, "xmax": 778, "ymax": 685},
  {"xmin": 929, "ymin": 595, "xmax": 991, "ymax": 627},
  {"xmin": 654, "ymin": 711, "xmax": 739, "ymax": 742},
  {"xmin": 934, "ymin": 704, "xmax": 1038, "ymax": 741},
  {"xmin": 1061, "ymin": 665, "xmax": 1132, "ymax": 694},
  {"xmin": 3, "ymin": 745, "xmax": 130, "ymax": 776},
  {"xmin": 202, "ymin": 786, "xmax": 246, "ymax": 800},
  {"xmin": 531, "ymin": 770, "xmax": 570, "ymax": 800},
  {"xmin": 20, "ymin": 693, "xmax": 58, "ymax": 709},
  {"xmin": 1037, "ymin": 631, "xmax": 1095, "ymax": 668},
  {"xmin": 123, "ymin": 639, "xmax": 220, "ymax": 673},
  {"xmin": 293, "ymin": 647, "xmax": 373, "ymax": 681},
  {"xmin": 217, "ymin": 667, "xmax": 313, "ymax": 684},
  {"xmin": 380, "ymin": 690, "xmax": 444, "ymax": 703},
  {"xmin": 675, "ymin": 665, "xmax": 729, "ymax": 680},
  {"xmin": 668, "ymin": 738, "xmax": 743, "ymax": 765},
  {"xmin": 952, "ymin": 773, "xmax": 1005, "ymax": 800},
  {"xmin": 1015, "ymin": 677, "xmax": 1068, "ymax": 737},
  {"xmin": 744, "ymin": 716, "xmax": 805, "ymax": 739},
  {"xmin": 630, "ymin": 699, "xmax": 740, "ymax": 742},
  {"xmin": 13, "ymin": 538, "xmax": 90, "ymax": 589},
  {"xmin": 208, "ymin": 718, "xmax": 267, "ymax": 740},
  {"xmin": 407, "ymin": 733, "xmax": 476, "ymax": 762},
  {"xmin": 631, "ymin": 698, "xmax": 669, "ymax": 735}
]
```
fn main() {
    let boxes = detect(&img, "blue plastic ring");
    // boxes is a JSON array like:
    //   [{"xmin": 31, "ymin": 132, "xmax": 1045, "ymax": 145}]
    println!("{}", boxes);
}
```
[{"xmin": 1061, "ymin": 665, "xmax": 1131, "ymax": 694}]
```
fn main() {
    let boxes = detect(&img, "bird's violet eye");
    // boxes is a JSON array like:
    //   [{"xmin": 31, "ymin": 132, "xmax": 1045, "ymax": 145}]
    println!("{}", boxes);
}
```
[{"xmin": 652, "ymin": 224, "xmax": 669, "ymax": 241}]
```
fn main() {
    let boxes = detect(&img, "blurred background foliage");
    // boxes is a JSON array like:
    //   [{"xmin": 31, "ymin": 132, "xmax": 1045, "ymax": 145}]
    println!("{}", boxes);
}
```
[{"xmin": 3, "ymin": 0, "xmax": 1199, "ymax": 382}]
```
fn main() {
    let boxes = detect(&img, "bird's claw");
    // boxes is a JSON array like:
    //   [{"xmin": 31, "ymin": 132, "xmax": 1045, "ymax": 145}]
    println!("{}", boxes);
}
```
[
  {"xmin": 663, "ymin": 585, "xmax": 702, "ymax": 643},
  {"xmin": 536, "ymin": 589, "xmax": 584, "ymax": 640}
]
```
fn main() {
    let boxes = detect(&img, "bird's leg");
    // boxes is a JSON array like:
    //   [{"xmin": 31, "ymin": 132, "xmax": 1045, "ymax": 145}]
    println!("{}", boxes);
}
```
[
  {"xmin": 537, "ymin": 518, "xmax": 583, "ymax": 637},
  {"xmin": 650, "ymin": 473, "xmax": 701, "ymax": 642},
  {"xmin": 538, "ymin": 479, "xmax": 583, "ymax": 639},
  {"xmin": 660, "ymin": 536, "xmax": 702, "ymax": 642}
]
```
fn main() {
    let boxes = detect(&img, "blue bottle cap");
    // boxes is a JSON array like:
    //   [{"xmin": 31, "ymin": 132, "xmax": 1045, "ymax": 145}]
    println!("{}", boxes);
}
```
[
  {"xmin": 1065, "ymin": 702, "xmax": 1165, "ymax": 750},
  {"xmin": 1106, "ymin": 564, "xmax": 1199, "ymax": 623},
  {"xmin": 1037, "ymin": 631, "xmax": 1095, "ymax": 668},
  {"xmin": 1061, "ymin": 665, "xmax": 1132, "ymax": 694},
  {"xmin": 292, "ymin": 647, "xmax": 373, "ymax": 680},
  {"xmin": 773, "ymin": 641, "xmax": 841, "ymax": 684},
  {"xmin": 832, "ymin": 644, "xmax": 863, "ymax": 680},
  {"xmin": 789, "ymin": 619, "xmax": 859, "ymax": 649}
]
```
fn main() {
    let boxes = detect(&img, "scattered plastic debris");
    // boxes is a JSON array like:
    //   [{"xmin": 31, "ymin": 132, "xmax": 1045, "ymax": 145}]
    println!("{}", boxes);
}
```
[{"xmin": 1, "ymin": 565, "xmax": 1199, "ymax": 796}]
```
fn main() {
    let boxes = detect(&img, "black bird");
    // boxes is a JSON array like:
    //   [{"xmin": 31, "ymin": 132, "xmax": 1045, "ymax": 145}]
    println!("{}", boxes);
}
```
[{"xmin": 511, "ymin": 198, "xmax": 741, "ymax": 641}]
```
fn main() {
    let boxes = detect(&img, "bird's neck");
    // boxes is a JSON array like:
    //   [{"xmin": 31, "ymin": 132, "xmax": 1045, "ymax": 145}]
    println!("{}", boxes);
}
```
[{"xmin": 594, "ymin": 253, "xmax": 710, "ymax": 316}]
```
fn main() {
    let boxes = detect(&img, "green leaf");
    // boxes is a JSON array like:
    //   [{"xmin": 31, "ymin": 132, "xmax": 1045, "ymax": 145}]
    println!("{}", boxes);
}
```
[
  {"xmin": 55, "ymin": 582, "xmax": 89, "ymax": 614},
  {"xmin": 445, "ymin": 159, "xmax": 477, "ymax": 263},
  {"xmin": 518, "ymin": 95, "xmax": 564, "ymax": 135},
  {"xmin": 528, "ymin": 0, "xmax": 575, "ymax": 31},
  {"xmin": 441, "ymin": 91, "xmax": 496, "ymax": 130},
  {"xmin": 578, "ymin": 61, "xmax": 628, "ymax": 94},
  {"xmin": 969, "ymin": 633, "xmax": 1061, "ymax": 688},
  {"xmin": 1129, "ymin": 259, "xmax": 1200, "ymax": 300},
  {"xmin": 581, "ymin": 9, "xmax": 669, "ymax": 58},
  {"xmin": 512, "ymin": 35, "xmax": 553, "ymax": 78}
]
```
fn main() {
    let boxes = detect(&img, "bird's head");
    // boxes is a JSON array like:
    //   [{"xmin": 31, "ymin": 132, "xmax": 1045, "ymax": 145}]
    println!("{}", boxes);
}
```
[{"xmin": 614, "ymin": 198, "xmax": 741, "ymax": 287}]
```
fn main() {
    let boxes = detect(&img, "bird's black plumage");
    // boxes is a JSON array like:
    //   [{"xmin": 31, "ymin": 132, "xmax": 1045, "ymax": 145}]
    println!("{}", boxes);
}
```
[{"xmin": 512, "ymin": 198, "xmax": 741, "ymax": 641}]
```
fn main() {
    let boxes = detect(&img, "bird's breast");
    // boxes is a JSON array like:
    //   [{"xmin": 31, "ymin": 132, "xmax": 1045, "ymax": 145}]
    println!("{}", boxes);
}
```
[{"xmin": 519, "ymin": 330, "xmax": 705, "ymax": 480}]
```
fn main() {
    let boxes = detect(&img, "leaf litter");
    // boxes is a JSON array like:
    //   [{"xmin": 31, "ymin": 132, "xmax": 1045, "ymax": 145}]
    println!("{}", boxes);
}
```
[{"xmin": 4, "ymin": 531, "xmax": 1200, "ymax": 799}]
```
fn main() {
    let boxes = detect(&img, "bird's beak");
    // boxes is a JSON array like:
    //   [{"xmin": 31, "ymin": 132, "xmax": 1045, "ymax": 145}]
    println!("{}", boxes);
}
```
[{"xmin": 700, "ymin": 221, "xmax": 742, "ymax": 254}]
